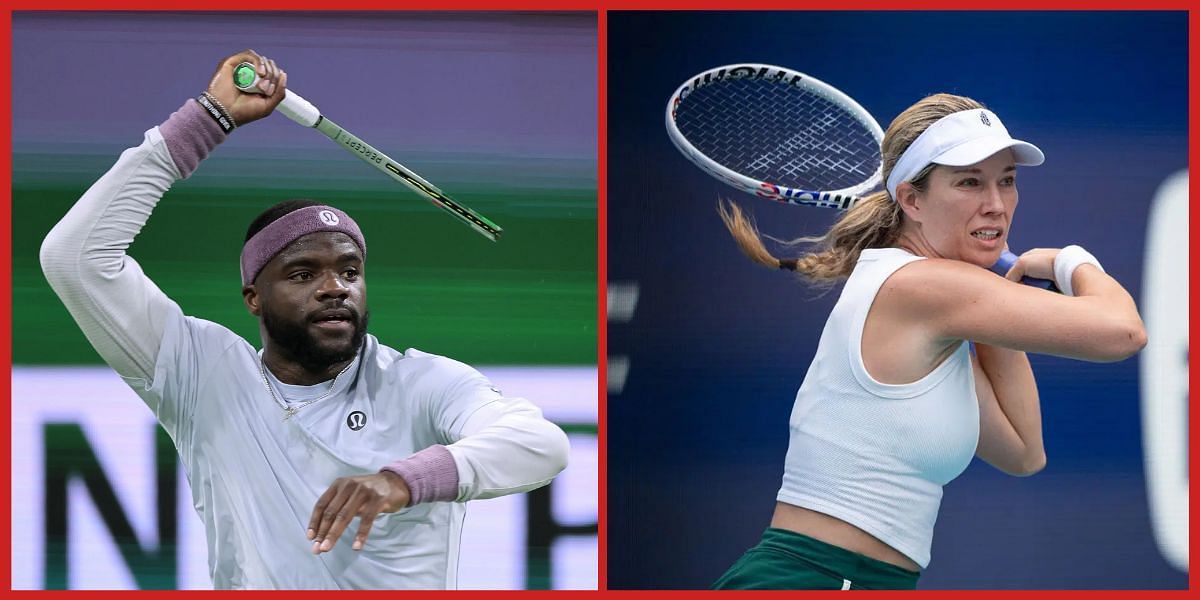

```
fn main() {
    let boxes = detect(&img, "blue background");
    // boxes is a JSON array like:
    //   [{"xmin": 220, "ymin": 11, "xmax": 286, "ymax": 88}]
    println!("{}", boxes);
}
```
[{"xmin": 607, "ymin": 11, "xmax": 1187, "ymax": 589}]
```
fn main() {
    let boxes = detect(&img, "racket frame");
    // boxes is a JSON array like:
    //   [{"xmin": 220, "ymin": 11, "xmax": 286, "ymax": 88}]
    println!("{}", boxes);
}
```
[
  {"xmin": 312, "ymin": 116, "xmax": 503, "ymax": 241},
  {"xmin": 665, "ymin": 63, "xmax": 884, "ymax": 210},
  {"xmin": 666, "ymin": 63, "xmax": 1056, "ymax": 290},
  {"xmin": 233, "ymin": 62, "xmax": 502, "ymax": 241}
]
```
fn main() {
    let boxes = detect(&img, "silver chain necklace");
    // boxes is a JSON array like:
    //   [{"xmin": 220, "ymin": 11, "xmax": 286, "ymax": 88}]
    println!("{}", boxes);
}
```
[{"xmin": 259, "ymin": 356, "xmax": 354, "ymax": 421}]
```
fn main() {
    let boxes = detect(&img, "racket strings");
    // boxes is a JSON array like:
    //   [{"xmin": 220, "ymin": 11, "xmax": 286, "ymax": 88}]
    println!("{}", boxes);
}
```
[{"xmin": 675, "ymin": 78, "xmax": 881, "ymax": 191}]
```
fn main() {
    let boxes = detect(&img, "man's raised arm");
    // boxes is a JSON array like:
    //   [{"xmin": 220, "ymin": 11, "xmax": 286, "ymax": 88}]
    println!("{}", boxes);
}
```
[{"xmin": 39, "ymin": 50, "xmax": 285, "ymax": 384}]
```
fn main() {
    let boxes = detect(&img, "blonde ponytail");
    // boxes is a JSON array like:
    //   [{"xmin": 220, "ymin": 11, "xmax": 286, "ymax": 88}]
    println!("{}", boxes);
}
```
[
  {"xmin": 717, "ymin": 199, "xmax": 785, "ymax": 270},
  {"xmin": 719, "ymin": 193, "xmax": 902, "ymax": 285}
]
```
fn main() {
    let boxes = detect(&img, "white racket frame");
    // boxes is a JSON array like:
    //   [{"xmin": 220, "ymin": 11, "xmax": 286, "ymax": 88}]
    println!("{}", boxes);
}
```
[{"xmin": 665, "ymin": 63, "xmax": 885, "ymax": 210}]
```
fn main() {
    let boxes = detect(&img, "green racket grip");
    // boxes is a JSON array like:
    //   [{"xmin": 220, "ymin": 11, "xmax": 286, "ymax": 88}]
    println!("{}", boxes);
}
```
[{"xmin": 231, "ymin": 61, "xmax": 321, "ymax": 127}]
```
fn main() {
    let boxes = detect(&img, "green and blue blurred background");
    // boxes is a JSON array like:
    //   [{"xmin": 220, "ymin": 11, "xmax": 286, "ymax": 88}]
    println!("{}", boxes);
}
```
[
  {"xmin": 12, "ymin": 11, "xmax": 597, "ymax": 590},
  {"xmin": 14, "ymin": 11, "xmax": 597, "ymax": 365}
]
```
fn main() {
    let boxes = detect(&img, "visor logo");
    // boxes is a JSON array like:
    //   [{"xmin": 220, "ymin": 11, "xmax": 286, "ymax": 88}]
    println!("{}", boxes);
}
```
[
  {"xmin": 980, "ymin": 111, "xmax": 991, "ymax": 127},
  {"xmin": 319, "ymin": 210, "xmax": 340, "ymax": 225}
]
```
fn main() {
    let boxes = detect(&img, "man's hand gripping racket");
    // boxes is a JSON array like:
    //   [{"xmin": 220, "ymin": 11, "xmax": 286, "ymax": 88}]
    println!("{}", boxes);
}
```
[
  {"xmin": 232, "ymin": 56, "xmax": 502, "ymax": 242},
  {"xmin": 665, "ymin": 63, "xmax": 1056, "ymax": 291}
]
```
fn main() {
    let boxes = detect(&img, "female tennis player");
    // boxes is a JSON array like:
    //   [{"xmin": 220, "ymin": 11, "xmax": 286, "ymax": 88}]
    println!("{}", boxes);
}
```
[{"xmin": 711, "ymin": 93, "xmax": 1147, "ymax": 590}]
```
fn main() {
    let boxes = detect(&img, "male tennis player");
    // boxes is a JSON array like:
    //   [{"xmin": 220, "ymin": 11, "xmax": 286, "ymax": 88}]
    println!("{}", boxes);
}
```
[{"xmin": 40, "ymin": 50, "xmax": 569, "ymax": 589}]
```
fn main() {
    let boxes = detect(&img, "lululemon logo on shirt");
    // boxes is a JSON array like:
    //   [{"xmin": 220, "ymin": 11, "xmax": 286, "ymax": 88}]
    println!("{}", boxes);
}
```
[
  {"xmin": 319, "ymin": 210, "xmax": 340, "ymax": 225},
  {"xmin": 346, "ymin": 411, "xmax": 366, "ymax": 431}
]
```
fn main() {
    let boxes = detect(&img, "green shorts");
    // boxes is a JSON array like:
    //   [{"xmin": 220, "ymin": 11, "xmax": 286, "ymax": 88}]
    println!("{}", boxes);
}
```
[{"xmin": 712, "ymin": 527, "xmax": 921, "ymax": 590}]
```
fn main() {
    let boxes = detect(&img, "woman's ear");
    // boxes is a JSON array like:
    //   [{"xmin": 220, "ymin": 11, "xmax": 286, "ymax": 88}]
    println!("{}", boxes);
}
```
[{"xmin": 894, "ymin": 181, "xmax": 923, "ymax": 224}]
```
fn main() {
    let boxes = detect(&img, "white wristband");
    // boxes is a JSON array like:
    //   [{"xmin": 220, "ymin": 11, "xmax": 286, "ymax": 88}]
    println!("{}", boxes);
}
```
[{"xmin": 1053, "ymin": 245, "xmax": 1104, "ymax": 296}]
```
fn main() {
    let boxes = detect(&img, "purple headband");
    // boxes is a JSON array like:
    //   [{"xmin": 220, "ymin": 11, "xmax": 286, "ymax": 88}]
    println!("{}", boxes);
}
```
[{"xmin": 240, "ymin": 205, "xmax": 367, "ymax": 286}]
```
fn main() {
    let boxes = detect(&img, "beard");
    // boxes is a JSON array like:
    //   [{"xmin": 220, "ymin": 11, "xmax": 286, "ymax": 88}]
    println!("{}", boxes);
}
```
[{"xmin": 261, "ymin": 303, "xmax": 369, "ymax": 374}]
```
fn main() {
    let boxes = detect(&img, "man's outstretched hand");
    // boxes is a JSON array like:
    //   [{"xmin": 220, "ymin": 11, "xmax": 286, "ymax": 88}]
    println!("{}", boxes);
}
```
[{"xmin": 307, "ymin": 472, "xmax": 412, "ymax": 554}]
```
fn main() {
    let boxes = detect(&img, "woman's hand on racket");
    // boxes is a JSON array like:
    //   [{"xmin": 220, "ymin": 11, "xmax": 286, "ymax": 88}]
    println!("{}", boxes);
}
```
[
  {"xmin": 1003, "ymin": 247, "xmax": 1059, "ymax": 284},
  {"xmin": 205, "ymin": 49, "xmax": 286, "ymax": 126}
]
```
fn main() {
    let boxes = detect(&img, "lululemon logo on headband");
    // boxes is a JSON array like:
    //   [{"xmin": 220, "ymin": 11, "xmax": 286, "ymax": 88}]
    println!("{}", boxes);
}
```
[
  {"xmin": 346, "ymin": 410, "xmax": 366, "ymax": 431},
  {"xmin": 319, "ymin": 210, "xmax": 340, "ymax": 225},
  {"xmin": 980, "ymin": 111, "xmax": 991, "ymax": 127}
]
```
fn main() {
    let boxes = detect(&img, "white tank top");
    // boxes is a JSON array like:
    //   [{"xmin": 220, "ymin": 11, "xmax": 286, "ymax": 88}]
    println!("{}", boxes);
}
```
[{"xmin": 776, "ymin": 248, "xmax": 979, "ymax": 569}]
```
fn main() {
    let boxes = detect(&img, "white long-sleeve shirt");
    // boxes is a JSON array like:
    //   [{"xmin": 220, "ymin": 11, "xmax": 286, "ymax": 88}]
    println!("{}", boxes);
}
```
[{"xmin": 39, "ymin": 104, "xmax": 569, "ymax": 589}]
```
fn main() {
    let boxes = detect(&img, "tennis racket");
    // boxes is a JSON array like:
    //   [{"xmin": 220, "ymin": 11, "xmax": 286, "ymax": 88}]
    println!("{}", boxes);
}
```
[
  {"xmin": 232, "ymin": 62, "xmax": 502, "ymax": 242},
  {"xmin": 665, "ymin": 63, "xmax": 1056, "ymax": 291}
]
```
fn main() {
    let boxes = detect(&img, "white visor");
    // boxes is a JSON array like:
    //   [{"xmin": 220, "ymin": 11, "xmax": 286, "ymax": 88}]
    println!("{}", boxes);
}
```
[{"xmin": 885, "ymin": 108, "xmax": 1044, "ymax": 200}]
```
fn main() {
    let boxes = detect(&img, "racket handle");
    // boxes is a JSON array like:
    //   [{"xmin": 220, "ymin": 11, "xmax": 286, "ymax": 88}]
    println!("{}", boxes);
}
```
[
  {"xmin": 232, "ymin": 61, "xmax": 321, "ymax": 128},
  {"xmin": 990, "ymin": 249, "xmax": 1059, "ymax": 292}
]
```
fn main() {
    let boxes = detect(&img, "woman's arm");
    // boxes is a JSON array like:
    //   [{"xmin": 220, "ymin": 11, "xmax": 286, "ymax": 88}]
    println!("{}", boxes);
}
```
[
  {"xmin": 883, "ymin": 247, "xmax": 1141, "ymax": 475},
  {"xmin": 972, "ymin": 344, "xmax": 1046, "ymax": 476},
  {"xmin": 890, "ymin": 253, "xmax": 1146, "ymax": 362}
]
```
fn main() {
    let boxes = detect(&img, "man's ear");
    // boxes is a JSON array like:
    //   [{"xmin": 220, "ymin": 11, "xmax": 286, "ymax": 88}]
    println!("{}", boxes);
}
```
[{"xmin": 243, "ymin": 284, "xmax": 261, "ymax": 317}]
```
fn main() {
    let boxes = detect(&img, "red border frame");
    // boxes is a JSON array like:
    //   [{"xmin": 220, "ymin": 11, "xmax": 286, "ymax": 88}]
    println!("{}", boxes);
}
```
[
  {"xmin": 597, "ymin": 7, "xmax": 609, "ymax": 593},
  {"xmin": 4, "ymin": 4, "xmax": 1196, "ymax": 596},
  {"xmin": 1185, "ymin": 5, "xmax": 1195, "ymax": 595},
  {"xmin": 0, "ymin": 5, "xmax": 11, "ymax": 592}
]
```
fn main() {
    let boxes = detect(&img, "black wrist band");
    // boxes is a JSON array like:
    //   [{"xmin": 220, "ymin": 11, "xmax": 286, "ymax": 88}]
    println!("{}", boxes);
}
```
[
  {"xmin": 202, "ymin": 92, "xmax": 237, "ymax": 128},
  {"xmin": 196, "ymin": 93, "xmax": 236, "ymax": 133}
]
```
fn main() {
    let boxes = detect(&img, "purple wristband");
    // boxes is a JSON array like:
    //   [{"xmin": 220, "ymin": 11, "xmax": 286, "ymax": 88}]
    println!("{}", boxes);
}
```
[
  {"xmin": 381, "ymin": 445, "xmax": 459, "ymax": 505},
  {"xmin": 158, "ymin": 99, "xmax": 226, "ymax": 178}
]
